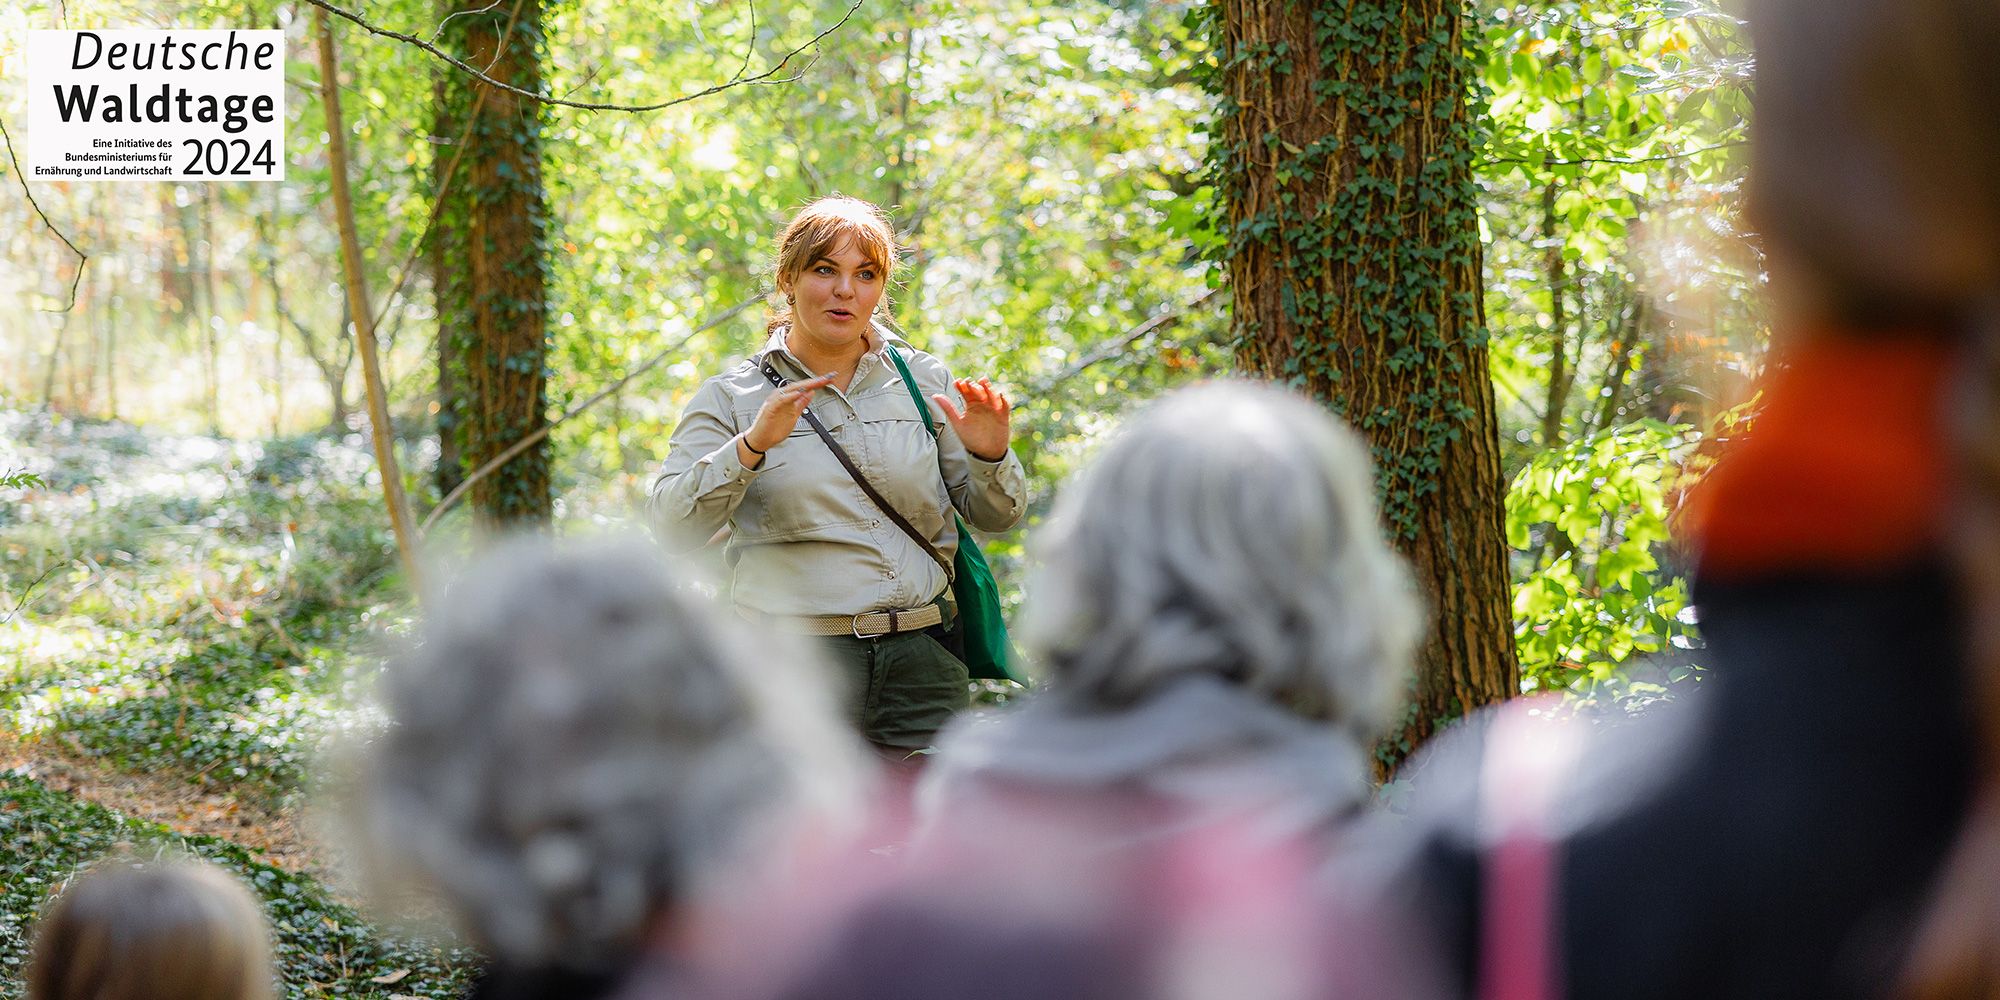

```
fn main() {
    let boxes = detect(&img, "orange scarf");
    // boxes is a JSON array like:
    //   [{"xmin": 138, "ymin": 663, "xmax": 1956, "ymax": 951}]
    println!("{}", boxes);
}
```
[{"xmin": 1681, "ymin": 335, "xmax": 1953, "ymax": 579}]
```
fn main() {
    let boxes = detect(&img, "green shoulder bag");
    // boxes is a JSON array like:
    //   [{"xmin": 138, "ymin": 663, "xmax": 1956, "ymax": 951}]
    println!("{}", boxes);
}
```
[{"xmin": 885, "ymin": 346, "xmax": 1024, "ymax": 685}]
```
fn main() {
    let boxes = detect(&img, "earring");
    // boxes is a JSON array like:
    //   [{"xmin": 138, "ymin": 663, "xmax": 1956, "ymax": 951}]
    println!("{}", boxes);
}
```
[{"xmin": 786, "ymin": 294, "xmax": 795, "ymax": 304}]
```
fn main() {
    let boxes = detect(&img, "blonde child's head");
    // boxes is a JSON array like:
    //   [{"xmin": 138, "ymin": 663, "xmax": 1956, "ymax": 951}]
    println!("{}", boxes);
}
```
[{"xmin": 29, "ymin": 856, "xmax": 276, "ymax": 1000}]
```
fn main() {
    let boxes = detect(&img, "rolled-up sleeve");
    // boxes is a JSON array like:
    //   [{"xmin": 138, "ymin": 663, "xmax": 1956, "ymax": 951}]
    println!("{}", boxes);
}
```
[
  {"xmin": 648, "ymin": 378, "xmax": 760, "ymax": 551},
  {"xmin": 952, "ymin": 445, "xmax": 1028, "ymax": 532}
]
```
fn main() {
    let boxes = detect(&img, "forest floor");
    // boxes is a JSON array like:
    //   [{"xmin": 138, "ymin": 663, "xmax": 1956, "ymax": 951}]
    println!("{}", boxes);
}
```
[
  {"xmin": 0, "ymin": 730, "xmax": 320, "ymax": 873},
  {"xmin": 0, "ymin": 409, "xmax": 470, "ymax": 999}
]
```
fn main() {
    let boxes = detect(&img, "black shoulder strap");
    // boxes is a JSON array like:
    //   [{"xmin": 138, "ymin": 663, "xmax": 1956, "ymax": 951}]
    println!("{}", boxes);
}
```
[{"xmin": 758, "ymin": 362, "xmax": 953, "ymax": 580}]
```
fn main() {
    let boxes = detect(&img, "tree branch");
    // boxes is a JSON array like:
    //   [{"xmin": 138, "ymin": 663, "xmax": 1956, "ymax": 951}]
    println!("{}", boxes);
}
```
[
  {"xmin": 296, "ymin": 0, "xmax": 860, "ymax": 113},
  {"xmin": 366, "ymin": 0, "xmax": 524, "ymax": 335},
  {"xmin": 1030, "ymin": 288, "xmax": 1224, "ymax": 396},
  {"xmin": 318, "ymin": 7, "xmax": 425, "ymax": 592},
  {"xmin": 429, "ymin": 0, "xmax": 505, "ymax": 44},
  {"xmin": 1, "ymin": 564, "xmax": 59, "ymax": 626},
  {"xmin": 0, "ymin": 115, "xmax": 88, "ymax": 312},
  {"xmin": 1488, "ymin": 139, "xmax": 1746, "ymax": 168},
  {"xmin": 420, "ymin": 295, "xmax": 762, "ymax": 535}
]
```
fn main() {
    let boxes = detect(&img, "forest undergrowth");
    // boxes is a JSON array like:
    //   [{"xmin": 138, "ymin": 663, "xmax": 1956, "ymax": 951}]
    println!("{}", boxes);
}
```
[{"xmin": 0, "ymin": 408, "xmax": 468, "ymax": 999}]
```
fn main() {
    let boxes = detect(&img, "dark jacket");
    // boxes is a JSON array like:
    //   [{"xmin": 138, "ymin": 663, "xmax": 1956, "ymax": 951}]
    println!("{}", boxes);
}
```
[
  {"xmin": 470, "ymin": 961, "xmax": 630, "ymax": 1000},
  {"xmin": 1369, "ymin": 560, "xmax": 1977, "ymax": 1000}
]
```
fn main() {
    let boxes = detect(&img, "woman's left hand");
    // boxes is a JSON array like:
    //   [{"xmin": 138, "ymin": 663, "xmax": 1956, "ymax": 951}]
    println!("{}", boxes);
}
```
[{"xmin": 934, "ymin": 378, "xmax": 1013, "ymax": 462}]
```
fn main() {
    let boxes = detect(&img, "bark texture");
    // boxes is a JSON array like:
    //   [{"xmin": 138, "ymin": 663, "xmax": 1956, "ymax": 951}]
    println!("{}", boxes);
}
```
[
  {"xmin": 436, "ymin": 0, "xmax": 551, "ymax": 530},
  {"xmin": 1216, "ymin": 0, "xmax": 1518, "ymax": 765}
]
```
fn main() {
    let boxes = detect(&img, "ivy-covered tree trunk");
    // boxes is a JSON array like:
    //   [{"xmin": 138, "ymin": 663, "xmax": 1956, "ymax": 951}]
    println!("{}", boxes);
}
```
[
  {"xmin": 436, "ymin": 0, "xmax": 551, "ymax": 529},
  {"xmin": 430, "ymin": 14, "xmax": 468, "ymax": 504},
  {"xmin": 1212, "ymin": 0, "xmax": 1518, "ymax": 766}
]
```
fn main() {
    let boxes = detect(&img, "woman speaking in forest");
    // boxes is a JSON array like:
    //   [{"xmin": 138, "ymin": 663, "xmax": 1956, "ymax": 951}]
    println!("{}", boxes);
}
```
[{"xmin": 649, "ymin": 196, "xmax": 1026, "ymax": 755}]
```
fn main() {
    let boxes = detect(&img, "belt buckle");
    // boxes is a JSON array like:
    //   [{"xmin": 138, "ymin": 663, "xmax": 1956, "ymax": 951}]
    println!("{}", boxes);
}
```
[{"xmin": 852, "ymin": 612, "xmax": 887, "ymax": 640}]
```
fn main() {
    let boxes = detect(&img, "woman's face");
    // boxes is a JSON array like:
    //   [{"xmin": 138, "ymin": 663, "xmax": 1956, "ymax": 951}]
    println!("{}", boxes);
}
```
[{"xmin": 783, "ymin": 237, "xmax": 885, "ymax": 352}]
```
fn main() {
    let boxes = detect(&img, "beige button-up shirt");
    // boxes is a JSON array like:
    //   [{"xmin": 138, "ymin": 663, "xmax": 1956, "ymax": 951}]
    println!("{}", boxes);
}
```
[{"xmin": 649, "ymin": 326, "xmax": 1028, "ymax": 617}]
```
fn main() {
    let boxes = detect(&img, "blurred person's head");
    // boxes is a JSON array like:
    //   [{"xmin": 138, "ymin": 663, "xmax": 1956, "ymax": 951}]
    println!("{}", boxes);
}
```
[
  {"xmin": 1747, "ymin": 0, "xmax": 2000, "ymax": 325},
  {"xmin": 29, "ymin": 855, "xmax": 274, "ymax": 1000},
  {"xmin": 1019, "ymin": 380, "xmax": 1420, "ymax": 740},
  {"xmin": 352, "ymin": 536, "xmax": 866, "ymax": 977}
]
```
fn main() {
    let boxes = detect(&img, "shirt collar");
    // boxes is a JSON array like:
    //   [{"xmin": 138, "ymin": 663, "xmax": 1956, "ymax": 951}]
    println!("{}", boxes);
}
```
[{"xmin": 754, "ymin": 322, "xmax": 896, "ymax": 379}]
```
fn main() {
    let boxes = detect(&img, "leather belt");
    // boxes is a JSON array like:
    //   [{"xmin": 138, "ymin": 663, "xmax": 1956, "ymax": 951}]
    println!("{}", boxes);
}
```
[{"xmin": 759, "ymin": 602, "xmax": 945, "ymax": 639}]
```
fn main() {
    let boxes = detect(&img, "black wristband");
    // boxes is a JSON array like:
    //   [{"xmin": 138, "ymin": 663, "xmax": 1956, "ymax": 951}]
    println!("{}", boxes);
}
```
[{"xmin": 743, "ymin": 436, "xmax": 767, "ymax": 457}]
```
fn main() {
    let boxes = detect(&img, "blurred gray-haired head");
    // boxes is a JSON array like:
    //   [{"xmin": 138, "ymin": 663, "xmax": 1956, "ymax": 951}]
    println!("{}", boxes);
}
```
[
  {"xmin": 353, "ymin": 535, "xmax": 866, "ymax": 969},
  {"xmin": 1019, "ymin": 381, "xmax": 1421, "ymax": 737}
]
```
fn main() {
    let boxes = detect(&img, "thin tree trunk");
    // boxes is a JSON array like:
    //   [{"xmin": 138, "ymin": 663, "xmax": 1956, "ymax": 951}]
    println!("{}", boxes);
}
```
[
  {"xmin": 41, "ymin": 316, "xmax": 68, "ymax": 409},
  {"xmin": 1594, "ymin": 292, "xmax": 1647, "ymax": 432},
  {"xmin": 75, "ymin": 213, "xmax": 100, "ymax": 412},
  {"xmin": 103, "ymin": 259, "xmax": 119, "ymax": 420},
  {"xmin": 73, "ymin": 246, "xmax": 97, "ymax": 411},
  {"xmin": 431, "ymin": 24, "xmax": 467, "ymax": 501},
  {"xmin": 160, "ymin": 187, "xmax": 190, "ymax": 351},
  {"xmin": 316, "ymin": 8, "xmax": 425, "ymax": 593},
  {"xmin": 273, "ymin": 293, "xmax": 285, "ymax": 434},
  {"xmin": 1541, "ymin": 180, "xmax": 1572, "ymax": 447},
  {"xmin": 199, "ymin": 187, "xmax": 222, "ymax": 435},
  {"xmin": 253, "ymin": 192, "xmax": 282, "ymax": 436},
  {"xmin": 259, "ymin": 214, "xmax": 350, "ymax": 430}
]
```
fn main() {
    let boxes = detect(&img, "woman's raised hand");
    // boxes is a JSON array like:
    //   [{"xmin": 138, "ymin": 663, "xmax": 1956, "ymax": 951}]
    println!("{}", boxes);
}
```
[
  {"xmin": 744, "ymin": 373, "xmax": 837, "ymax": 457},
  {"xmin": 933, "ymin": 377, "xmax": 1013, "ymax": 462}
]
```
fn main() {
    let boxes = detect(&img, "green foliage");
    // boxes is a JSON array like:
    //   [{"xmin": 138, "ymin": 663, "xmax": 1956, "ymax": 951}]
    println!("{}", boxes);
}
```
[
  {"xmin": 1507, "ymin": 418, "xmax": 1701, "ymax": 705},
  {"xmin": 1474, "ymin": 0, "xmax": 1755, "ymax": 708},
  {"xmin": 1477, "ymin": 0, "xmax": 1758, "ymax": 472},
  {"xmin": 0, "ymin": 775, "xmax": 472, "ymax": 999},
  {"xmin": 0, "ymin": 471, "xmax": 41, "ymax": 492},
  {"xmin": 0, "ymin": 413, "xmax": 407, "ymax": 806},
  {"xmin": 0, "ymin": 414, "xmax": 453, "ymax": 996}
]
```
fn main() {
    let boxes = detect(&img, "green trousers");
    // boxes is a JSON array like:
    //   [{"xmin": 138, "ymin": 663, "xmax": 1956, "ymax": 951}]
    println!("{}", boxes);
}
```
[{"xmin": 817, "ymin": 625, "xmax": 970, "ymax": 752}]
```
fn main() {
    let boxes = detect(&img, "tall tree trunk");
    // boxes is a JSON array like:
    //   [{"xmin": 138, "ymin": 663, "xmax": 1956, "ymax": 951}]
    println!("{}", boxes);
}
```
[
  {"xmin": 1215, "ymin": 0, "xmax": 1518, "ymax": 767},
  {"xmin": 103, "ymin": 259, "xmax": 119, "ymax": 420},
  {"xmin": 1593, "ymin": 291, "xmax": 1646, "ymax": 433},
  {"xmin": 273, "ymin": 290, "xmax": 285, "ymax": 434},
  {"xmin": 250, "ymin": 195, "xmax": 282, "ymax": 436},
  {"xmin": 41, "ymin": 315, "xmax": 68, "ymax": 409},
  {"xmin": 437, "ymin": 0, "xmax": 551, "ymax": 530},
  {"xmin": 198, "ymin": 187, "xmax": 223, "ymax": 435},
  {"xmin": 160, "ymin": 187, "xmax": 191, "ymax": 355},
  {"xmin": 317, "ymin": 9, "xmax": 426, "ymax": 594},
  {"xmin": 1541, "ymin": 180, "xmax": 1572, "ymax": 447},
  {"xmin": 430, "ymin": 15, "xmax": 468, "ymax": 502},
  {"xmin": 73, "ymin": 247, "xmax": 97, "ymax": 411}
]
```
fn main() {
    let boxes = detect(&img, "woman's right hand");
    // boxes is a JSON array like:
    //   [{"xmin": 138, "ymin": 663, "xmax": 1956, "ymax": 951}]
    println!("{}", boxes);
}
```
[{"xmin": 741, "ymin": 373, "xmax": 836, "ymax": 465}]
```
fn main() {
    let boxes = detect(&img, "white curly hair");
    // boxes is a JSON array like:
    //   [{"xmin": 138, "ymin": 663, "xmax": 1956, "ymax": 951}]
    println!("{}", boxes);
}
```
[
  {"xmin": 1019, "ymin": 380, "xmax": 1422, "ymax": 737},
  {"xmin": 353, "ymin": 535, "xmax": 866, "ymax": 969}
]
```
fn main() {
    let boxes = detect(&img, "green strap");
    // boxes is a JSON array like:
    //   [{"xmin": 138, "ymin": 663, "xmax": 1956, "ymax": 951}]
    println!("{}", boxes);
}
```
[{"xmin": 885, "ymin": 345, "xmax": 940, "ymax": 439}]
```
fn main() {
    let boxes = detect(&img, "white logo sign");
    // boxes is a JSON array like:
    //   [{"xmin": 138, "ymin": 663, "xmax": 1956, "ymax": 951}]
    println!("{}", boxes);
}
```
[{"xmin": 27, "ymin": 29, "xmax": 285, "ymax": 182}]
